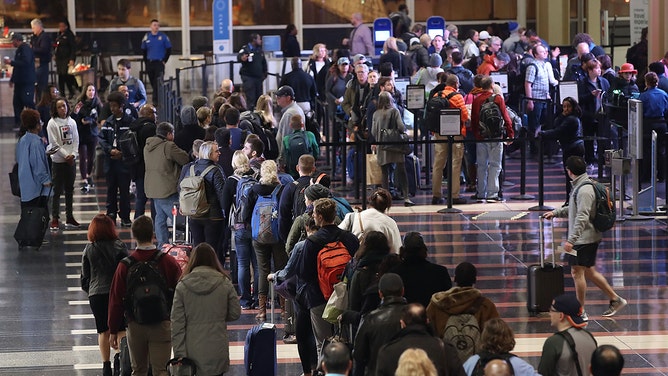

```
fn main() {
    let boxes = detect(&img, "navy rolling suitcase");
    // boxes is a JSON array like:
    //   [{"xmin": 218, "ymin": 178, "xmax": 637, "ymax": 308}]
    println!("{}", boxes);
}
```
[
  {"xmin": 244, "ymin": 280, "xmax": 277, "ymax": 375},
  {"xmin": 527, "ymin": 218, "xmax": 564, "ymax": 315},
  {"xmin": 405, "ymin": 154, "xmax": 420, "ymax": 197}
]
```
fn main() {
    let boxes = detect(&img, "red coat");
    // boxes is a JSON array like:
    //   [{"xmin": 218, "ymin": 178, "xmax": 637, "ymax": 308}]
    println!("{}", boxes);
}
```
[{"xmin": 470, "ymin": 90, "xmax": 514, "ymax": 140}]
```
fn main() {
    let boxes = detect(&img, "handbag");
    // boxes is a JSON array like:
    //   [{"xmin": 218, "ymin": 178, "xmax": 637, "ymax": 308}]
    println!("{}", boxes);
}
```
[
  {"xmin": 379, "ymin": 110, "xmax": 412, "ymax": 155},
  {"xmin": 322, "ymin": 281, "xmax": 348, "ymax": 323},
  {"xmin": 9, "ymin": 162, "xmax": 20, "ymax": 197},
  {"xmin": 365, "ymin": 152, "xmax": 383, "ymax": 185}
]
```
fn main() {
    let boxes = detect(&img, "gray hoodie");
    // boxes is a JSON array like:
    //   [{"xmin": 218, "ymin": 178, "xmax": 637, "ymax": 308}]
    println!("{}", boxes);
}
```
[
  {"xmin": 171, "ymin": 266, "xmax": 241, "ymax": 375},
  {"xmin": 552, "ymin": 173, "xmax": 603, "ymax": 245}
]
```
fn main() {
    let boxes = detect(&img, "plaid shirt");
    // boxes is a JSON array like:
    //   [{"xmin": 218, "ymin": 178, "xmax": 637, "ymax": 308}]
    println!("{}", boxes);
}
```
[{"xmin": 525, "ymin": 60, "xmax": 553, "ymax": 100}]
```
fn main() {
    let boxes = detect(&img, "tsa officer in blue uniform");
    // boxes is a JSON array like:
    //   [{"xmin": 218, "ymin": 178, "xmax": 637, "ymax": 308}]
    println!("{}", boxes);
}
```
[{"xmin": 141, "ymin": 19, "xmax": 172, "ymax": 106}]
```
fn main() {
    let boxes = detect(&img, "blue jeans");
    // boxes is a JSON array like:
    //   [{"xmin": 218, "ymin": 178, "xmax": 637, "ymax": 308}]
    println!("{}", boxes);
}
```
[
  {"xmin": 153, "ymin": 194, "xmax": 178, "ymax": 248},
  {"xmin": 476, "ymin": 142, "xmax": 503, "ymax": 199},
  {"xmin": 133, "ymin": 176, "xmax": 155, "ymax": 219},
  {"xmin": 235, "ymin": 228, "xmax": 258, "ymax": 307}
]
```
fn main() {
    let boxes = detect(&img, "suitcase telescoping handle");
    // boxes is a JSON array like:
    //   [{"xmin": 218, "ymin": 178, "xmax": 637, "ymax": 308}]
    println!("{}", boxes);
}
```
[
  {"xmin": 171, "ymin": 204, "xmax": 190, "ymax": 244},
  {"xmin": 539, "ymin": 217, "xmax": 556, "ymax": 268},
  {"xmin": 269, "ymin": 277, "xmax": 275, "ymax": 324}
]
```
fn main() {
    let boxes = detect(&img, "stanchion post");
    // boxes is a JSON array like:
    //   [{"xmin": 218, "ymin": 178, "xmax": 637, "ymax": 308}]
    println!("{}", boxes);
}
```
[{"xmin": 529, "ymin": 132, "xmax": 554, "ymax": 211}]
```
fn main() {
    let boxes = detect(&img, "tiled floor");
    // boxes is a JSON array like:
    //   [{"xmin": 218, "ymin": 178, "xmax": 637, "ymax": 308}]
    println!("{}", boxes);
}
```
[{"xmin": 1, "ymin": 130, "xmax": 667, "ymax": 375}]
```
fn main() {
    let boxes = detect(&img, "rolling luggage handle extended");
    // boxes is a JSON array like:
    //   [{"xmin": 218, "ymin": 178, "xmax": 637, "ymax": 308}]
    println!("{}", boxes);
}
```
[
  {"xmin": 539, "ymin": 216, "xmax": 556, "ymax": 268},
  {"xmin": 172, "ymin": 204, "xmax": 189, "ymax": 244}
]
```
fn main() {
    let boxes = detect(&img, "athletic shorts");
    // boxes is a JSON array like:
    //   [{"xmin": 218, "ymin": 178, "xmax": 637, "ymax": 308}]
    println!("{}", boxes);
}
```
[{"xmin": 567, "ymin": 242, "xmax": 599, "ymax": 268}]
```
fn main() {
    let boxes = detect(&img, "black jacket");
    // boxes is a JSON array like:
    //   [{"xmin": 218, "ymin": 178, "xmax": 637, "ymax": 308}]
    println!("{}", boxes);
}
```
[
  {"xmin": 279, "ymin": 69, "xmax": 318, "ymax": 104},
  {"xmin": 541, "ymin": 114, "xmax": 583, "ymax": 151},
  {"xmin": 390, "ymin": 257, "xmax": 452, "ymax": 308},
  {"xmin": 174, "ymin": 123, "xmax": 206, "ymax": 156},
  {"xmin": 55, "ymin": 29, "xmax": 77, "ymax": 71},
  {"xmin": 129, "ymin": 117, "xmax": 157, "ymax": 178},
  {"xmin": 278, "ymin": 175, "xmax": 311, "ymax": 242},
  {"xmin": 375, "ymin": 324, "xmax": 466, "ymax": 376},
  {"xmin": 353, "ymin": 296, "xmax": 407, "ymax": 376},
  {"xmin": 237, "ymin": 43, "xmax": 267, "ymax": 79},
  {"xmin": 296, "ymin": 226, "xmax": 359, "ymax": 309}
]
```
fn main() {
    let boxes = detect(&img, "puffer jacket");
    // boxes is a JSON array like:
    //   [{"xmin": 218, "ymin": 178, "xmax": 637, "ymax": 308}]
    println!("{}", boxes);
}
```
[
  {"xmin": 171, "ymin": 266, "xmax": 241, "ymax": 375},
  {"xmin": 80, "ymin": 239, "xmax": 129, "ymax": 296}
]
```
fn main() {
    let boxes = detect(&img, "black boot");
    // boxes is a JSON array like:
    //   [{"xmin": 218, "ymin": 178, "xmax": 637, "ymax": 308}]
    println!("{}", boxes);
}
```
[{"xmin": 103, "ymin": 360, "xmax": 112, "ymax": 376}]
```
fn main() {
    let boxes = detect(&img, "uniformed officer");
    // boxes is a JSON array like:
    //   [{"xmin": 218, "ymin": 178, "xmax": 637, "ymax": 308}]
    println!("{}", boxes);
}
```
[{"xmin": 141, "ymin": 19, "xmax": 172, "ymax": 106}]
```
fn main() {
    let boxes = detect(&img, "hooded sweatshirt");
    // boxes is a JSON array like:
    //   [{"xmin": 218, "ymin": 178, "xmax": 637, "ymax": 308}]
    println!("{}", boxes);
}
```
[
  {"xmin": 412, "ymin": 66, "xmax": 444, "ymax": 96},
  {"xmin": 426, "ymin": 286, "xmax": 499, "ymax": 337},
  {"xmin": 171, "ymin": 266, "xmax": 241, "ymax": 375}
]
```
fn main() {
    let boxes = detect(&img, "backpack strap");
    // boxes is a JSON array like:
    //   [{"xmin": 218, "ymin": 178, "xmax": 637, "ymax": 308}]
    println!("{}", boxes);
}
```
[
  {"xmin": 199, "ymin": 164, "xmax": 217, "ymax": 178},
  {"xmin": 312, "ymin": 172, "xmax": 327, "ymax": 185},
  {"xmin": 556, "ymin": 330, "xmax": 584, "ymax": 376}
]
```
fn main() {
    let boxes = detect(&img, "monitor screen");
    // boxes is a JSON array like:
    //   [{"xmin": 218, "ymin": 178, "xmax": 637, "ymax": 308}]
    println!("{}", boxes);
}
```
[
  {"xmin": 262, "ymin": 35, "xmax": 281, "ymax": 52},
  {"xmin": 428, "ymin": 29, "xmax": 444, "ymax": 40},
  {"xmin": 394, "ymin": 77, "xmax": 410, "ymax": 101},
  {"xmin": 374, "ymin": 30, "xmax": 391, "ymax": 44}
]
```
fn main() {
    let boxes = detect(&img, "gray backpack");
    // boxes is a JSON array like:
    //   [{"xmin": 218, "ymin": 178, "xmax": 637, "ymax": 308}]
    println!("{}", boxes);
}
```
[
  {"xmin": 179, "ymin": 164, "xmax": 217, "ymax": 217},
  {"xmin": 442, "ymin": 296, "xmax": 484, "ymax": 361}
]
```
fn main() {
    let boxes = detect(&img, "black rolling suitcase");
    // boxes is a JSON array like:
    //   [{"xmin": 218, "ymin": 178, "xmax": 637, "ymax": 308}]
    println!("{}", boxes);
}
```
[
  {"xmin": 527, "ymin": 217, "xmax": 564, "ymax": 315},
  {"xmin": 14, "ymin": 204, "xmax": 49, "ymax": 248}
]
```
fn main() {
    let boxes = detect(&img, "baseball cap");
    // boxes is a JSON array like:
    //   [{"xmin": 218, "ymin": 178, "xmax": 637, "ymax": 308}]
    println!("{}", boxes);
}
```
[
  {"xmin": 275, "ymin": 85, "xmax": 295, "ymax": 98},
  {"xmin": 410, "ymin": 37, "xmax": 420, "ymax": 46},
  {"xmin": 10, "ymin": 32, "xmax": 23, "ymax": 41},
  {"xmin": 352, "ymin": 54, "xmax": 366, "ymax": 65},
  {"xmin": 479, "ymin": 30, "xmax": 491, "ymax": 40},
  {"xmin": 337, "ymin": 56, "xmax": 350, "ymax": 65},
  {"xmin": 552, "ymin": 294, "xmax": 587, "ymax": 328}
]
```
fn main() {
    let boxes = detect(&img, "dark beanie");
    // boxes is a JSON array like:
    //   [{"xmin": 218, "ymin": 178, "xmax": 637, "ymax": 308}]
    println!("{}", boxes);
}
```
[{"xmin": 305, "ymin": 183, "xmax": 330, "ymax": 201}]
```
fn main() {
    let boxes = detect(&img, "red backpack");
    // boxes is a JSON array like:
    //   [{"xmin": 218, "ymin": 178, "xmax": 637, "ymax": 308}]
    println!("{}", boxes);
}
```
[{"xmin": 315, "ymin": 233, "xmax": 352, "ymax": 300}]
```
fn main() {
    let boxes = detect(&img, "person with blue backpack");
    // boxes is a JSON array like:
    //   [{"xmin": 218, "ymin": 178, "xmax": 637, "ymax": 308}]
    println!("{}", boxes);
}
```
[
  {"xmin": 243, "ymin": 160, "xmax": 288, "ymax": 321},
  {"xmin": 222, "ymin": 151, "xmax": 259, "ymax": 311},
  {"xmin": 282, "ymin": 114, "xmax": 319, "ymax": 179}
]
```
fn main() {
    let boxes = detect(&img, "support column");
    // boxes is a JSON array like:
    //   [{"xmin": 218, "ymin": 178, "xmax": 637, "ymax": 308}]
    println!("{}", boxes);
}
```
[
  {"xmin": 536, "ymin": 0, "xmax": 569, "ymax": 46},
  {"xmin": 586, "ymin": 0, "xmax": 601, "ymax": 46},
  {"xmin": 517, "ymin": 0, "xmax": 527, "ymax": 31},
  {"xmin": 182, "ymin": 0, "xmax": 191, "ymax": 57},
  {"xmin": 648, "ymin": 0, "xmax": 668, "ymax": 62},
  {"xmin": 294, "ymin": 0, "xmax": 303, "ymax": 51}
]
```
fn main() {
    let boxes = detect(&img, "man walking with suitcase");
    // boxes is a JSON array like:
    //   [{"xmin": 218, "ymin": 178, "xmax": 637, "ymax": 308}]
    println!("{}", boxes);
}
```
[{"xmin": 543, "ymin": 156, "xmax": 627, "ymax": 320}]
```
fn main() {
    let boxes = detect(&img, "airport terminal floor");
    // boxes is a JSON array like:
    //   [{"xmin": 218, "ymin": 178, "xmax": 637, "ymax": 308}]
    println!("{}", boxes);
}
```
[{"xmin": 1, "ymin": 125, "xmax": 667, "ymax": 375}]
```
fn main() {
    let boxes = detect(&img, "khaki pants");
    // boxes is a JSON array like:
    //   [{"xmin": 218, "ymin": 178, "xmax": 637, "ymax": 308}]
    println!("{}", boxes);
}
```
[
  {"xmin": 432, "ymin": 134, "xmax": 464, "ymax": 198},
  {"xmin": 126, "ymin": 320, "xmax": 171, "ymax": 376}
]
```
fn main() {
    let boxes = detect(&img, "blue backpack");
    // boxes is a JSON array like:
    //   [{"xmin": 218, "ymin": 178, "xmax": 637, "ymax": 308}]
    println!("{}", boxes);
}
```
[
  {"xmin": 251, "ymin": 185, "xmax": 283, "ymax": 244},
  {"xmin": 331, "ymin": 196, "xmax": 353, "ymax": 221},
  {"xmin": 233, "ymin": 175, "xmax": 258, "ymax": 226}
]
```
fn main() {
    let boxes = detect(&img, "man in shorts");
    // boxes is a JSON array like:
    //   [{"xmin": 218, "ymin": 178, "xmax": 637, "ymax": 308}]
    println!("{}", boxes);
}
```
[{"xmin": 544, "ymin": 156, "xmax": 627, "ymax": 321}]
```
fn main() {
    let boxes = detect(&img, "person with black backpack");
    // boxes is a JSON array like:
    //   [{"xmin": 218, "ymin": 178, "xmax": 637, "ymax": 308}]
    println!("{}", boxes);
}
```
[
  {"xmin": 462, "ymin": 318, "xmax": 540, "ymax": 375},
  {"xmin": 543, "ymin": 156, "xmax": 627, "ymax": 320},
  {"xmin": 108, "ymin": 215, "xmax": 181, "ymax": 376},
  {"xmin": 470, "ymin": 76, "xmax": 514, "ymax": 203}
]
